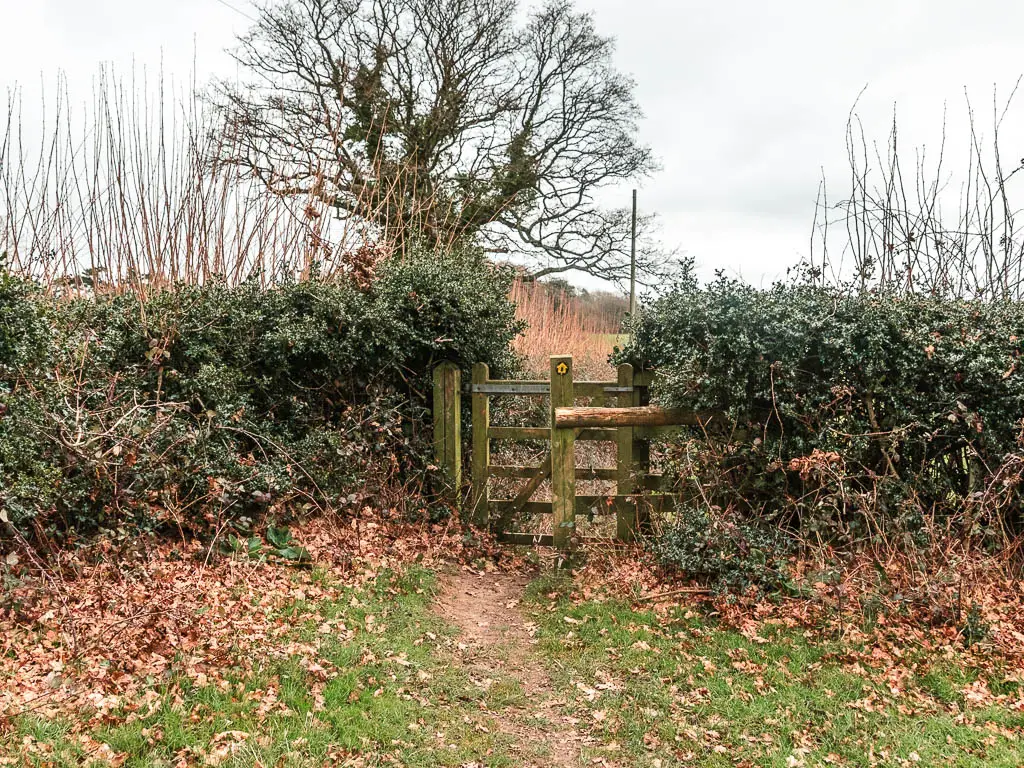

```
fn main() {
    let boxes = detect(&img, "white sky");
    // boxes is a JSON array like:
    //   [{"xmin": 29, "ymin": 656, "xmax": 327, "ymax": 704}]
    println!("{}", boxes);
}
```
[{"xmin": 2, "ymin": 0, "xmax": 1023, "ymax": 289}]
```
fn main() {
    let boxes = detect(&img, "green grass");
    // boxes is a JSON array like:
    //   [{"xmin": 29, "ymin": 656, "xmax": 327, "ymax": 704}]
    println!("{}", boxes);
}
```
[
  {"xmin": 596, "ymin": 332, "xmax": 630, "ymax": 347},
  {"xmin": 8, "ymin": 567, "xmax": 527, "ymax": 767},
  {"xmin": 526, "ymin": 581, "xmax": 1024, "ymax": 767},
  {"xmin": 11, "ymin": 569, "xmax": 1023, "ymax": 767}
]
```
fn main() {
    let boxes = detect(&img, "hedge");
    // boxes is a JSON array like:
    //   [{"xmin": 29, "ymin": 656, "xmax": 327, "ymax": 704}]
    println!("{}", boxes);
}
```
[
  {"xmin": 619, "ymin": 277, "xmax": 1024, "ymax": 547},
  {"xmin": 0, "ymin": 248, "xmax": 522, "ymax": 536}
]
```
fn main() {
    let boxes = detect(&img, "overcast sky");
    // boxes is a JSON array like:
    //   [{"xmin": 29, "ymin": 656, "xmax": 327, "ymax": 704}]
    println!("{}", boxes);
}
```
[{"xmin": 2, "ymin": 0, "xmax": 1023, "ymax": 288}]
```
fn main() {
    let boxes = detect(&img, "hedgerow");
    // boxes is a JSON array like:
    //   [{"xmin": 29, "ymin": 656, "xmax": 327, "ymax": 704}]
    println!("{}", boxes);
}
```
[
  {"xmin": 0, "ymin": 248, "xmax": 522, "ymax": 538},
  {"xmin": 619, "ymin": 277, "xmax": 1024, "ymax": 559}
]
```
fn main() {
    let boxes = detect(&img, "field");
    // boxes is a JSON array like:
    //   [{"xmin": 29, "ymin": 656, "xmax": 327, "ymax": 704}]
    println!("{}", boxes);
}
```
[{"xmin": 509, "ymin": 280, "xmax": 627, "ymax": 378}]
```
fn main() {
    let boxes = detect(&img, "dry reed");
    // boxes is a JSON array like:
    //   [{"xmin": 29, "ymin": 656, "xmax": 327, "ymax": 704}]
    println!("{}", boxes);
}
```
[{"xmin": 509, "ymin": 279, "xmax": 625, "ymax": 378}]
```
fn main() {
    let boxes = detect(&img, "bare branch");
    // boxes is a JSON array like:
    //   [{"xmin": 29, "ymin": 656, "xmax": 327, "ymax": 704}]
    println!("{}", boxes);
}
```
[
  {"xmin": 814, "ymin": 82, "xmax": 1024, "ymax": 299},
  {"xmin": 213, "ymin": 0, "xmax": 656, "ymax": 282}
]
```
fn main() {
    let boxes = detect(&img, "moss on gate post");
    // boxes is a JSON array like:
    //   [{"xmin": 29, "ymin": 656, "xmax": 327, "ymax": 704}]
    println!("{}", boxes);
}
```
[
  {"xmin": 471, "ymin": 363, "xmax": 490, "ymax": 527},
  {"xmin": 550, "ymin": 355, "xmax": 575, "ymax": 569},
  {"xmin": 432, "ymin": 363, "xmax": 462, "ymax": 510}
]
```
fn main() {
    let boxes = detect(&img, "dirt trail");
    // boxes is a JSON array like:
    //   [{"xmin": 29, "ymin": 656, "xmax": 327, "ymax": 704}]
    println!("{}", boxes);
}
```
[{"xmin": 434, "ymin": 570, "xmax": 589, "ymax": 767}]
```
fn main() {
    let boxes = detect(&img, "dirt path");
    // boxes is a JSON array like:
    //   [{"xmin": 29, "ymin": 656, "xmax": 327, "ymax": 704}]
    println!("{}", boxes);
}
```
[{"xmin": 434, "ymin": 569, "xmax": 589, "ymax": 767}]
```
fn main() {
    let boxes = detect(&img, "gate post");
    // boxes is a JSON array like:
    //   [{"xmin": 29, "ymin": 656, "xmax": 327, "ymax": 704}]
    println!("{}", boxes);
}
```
[
  {"xmin": 615, "ymin": 363, "xmax": 637, "ymax": 541},
  {"xmin": 634, "ymin": 372, "xmax": 653, "ymax": 535},
  {"xmin": 550, "ymin": 355, "xmax": 575, "ymax": 568},
  {"xmin": 471, "ymin": 363, "xmax": 490, "ymax": 527},
  {"xmin": 433, "ymin": 363, "xmax": 461, "ymax": 510}
]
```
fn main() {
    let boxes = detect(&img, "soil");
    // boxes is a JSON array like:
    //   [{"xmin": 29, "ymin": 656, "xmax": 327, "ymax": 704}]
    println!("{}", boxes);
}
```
[{"xmin": 434, "ymin": 569, "xmax": 592, "ymax": 767}]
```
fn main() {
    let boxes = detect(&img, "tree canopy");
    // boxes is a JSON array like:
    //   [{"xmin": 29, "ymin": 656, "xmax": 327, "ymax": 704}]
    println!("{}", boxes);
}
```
[{"xmin": 216, "ymin": 0, "xmax": 662, "ymax": 283}]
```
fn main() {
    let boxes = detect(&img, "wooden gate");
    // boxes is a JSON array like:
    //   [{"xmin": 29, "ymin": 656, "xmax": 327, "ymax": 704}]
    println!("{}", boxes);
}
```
[{"xmin": 432, "ymin": 354, "xmax": 719, "ymax": 563}]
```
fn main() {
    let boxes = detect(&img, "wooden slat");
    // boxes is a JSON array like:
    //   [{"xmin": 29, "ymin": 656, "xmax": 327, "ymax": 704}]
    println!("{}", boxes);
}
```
[
  {"xmin": 489, "ymin": 426, "xmax": 550, "ymax": 440},
  {"xmin": 485, "ymin": 379, "xmax": 549, "ymax": 385},
  {"xmin": 472, "ymin": 383, "xmax": 551, "ymax": 395},
  {"xmin": 471, "ymin": 381, "xmax": 630, "ymax": 397},
  {"xmin": 485, "ymin": 379, "xmax": 617, "ymax": 387},
  {"xmin": 489, "ymin": 464, "xmax": 617, "ymax": 480},
  {"xmin": 634, "ymin": 382, "xmax": 652, "ymax": 535},
  {"xmin": 432, "ymin": 363, "xmax": 461, "ymax": 508},
  {"xmin": 616, "ymin": 363, "xmax": 636, "ymax": 541},
  {"xmin": 488, "ymin": 465, "xmax": 544, "ymax": 478},
  {"xmin": 471, "ymin": 363, "xmax": 490, "ymax": 526}
]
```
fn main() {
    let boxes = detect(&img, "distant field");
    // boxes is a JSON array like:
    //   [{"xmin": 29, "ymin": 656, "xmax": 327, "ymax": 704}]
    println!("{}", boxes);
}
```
[
  {"xmin": 596, "ymin": 332, "xmax": 630, "ymax": 347},
  {"xmin": 511, "ymin": 281, "xmax": 627, "ymax": 377}
]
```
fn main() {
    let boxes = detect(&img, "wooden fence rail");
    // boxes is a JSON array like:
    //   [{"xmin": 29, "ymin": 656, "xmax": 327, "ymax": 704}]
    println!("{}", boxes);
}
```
[{"xmin": 555, "ymin": 406, "xmax": 723, "ymax": 429}]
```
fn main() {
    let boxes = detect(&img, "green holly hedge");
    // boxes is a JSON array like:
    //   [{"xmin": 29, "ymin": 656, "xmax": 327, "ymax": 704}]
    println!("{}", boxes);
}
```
[
  {"xmin": 619, "ymin": 277, "xmax": 1024, "ymax": 550},
  {"xmin": 0, "ymin": 248, "xmax": 521, "ymax": 537}
]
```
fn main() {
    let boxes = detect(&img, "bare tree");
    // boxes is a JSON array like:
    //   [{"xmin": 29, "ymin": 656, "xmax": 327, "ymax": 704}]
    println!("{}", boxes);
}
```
[
  {"xmin": 214, "ymin": 0, "xmax": 663, "ymax": 283},
  {"xmin": 812, "ymin": 80, "xmax": 1024, "ymax": 299}
]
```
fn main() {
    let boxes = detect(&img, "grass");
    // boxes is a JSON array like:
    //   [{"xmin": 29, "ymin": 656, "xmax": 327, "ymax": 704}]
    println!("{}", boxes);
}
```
[
  {"xmin": 9, "ymin": 566, "xmax": 1023, "ymax": 767},
  {"xmin": 525, "ymin": 578, "xmax": 1024, "ymax": 767},
  {"xmin": 7, "ymin": 566, "xmax": 524, "ymax": 767}
]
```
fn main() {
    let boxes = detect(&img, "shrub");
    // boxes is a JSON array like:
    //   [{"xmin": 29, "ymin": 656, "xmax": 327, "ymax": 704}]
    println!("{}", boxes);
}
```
[
  {"xmin": 618, "ymin": 277, "xmax": 1024, "ymax": 547},
  {"xmin": 654, "ymin": 504, "xmax": 793, "ymax": 594},
  {"xmin": 0, "ymin": 265, "xmax": 50, "ymax": 374},
  {"xmin": 0, "ymin": 248, "xmax": 521, "ymax": 537}
]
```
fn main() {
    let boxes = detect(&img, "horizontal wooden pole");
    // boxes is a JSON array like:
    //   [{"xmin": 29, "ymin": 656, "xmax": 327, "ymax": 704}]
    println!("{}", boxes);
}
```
[{"xmin": 555, "ymin": 406, "xmax": 722, "ymax": 429}]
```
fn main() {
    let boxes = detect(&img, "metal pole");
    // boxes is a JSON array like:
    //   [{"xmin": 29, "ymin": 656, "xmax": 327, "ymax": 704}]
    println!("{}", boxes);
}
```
[{"xmin": 629, "ymin": 189, "xmax": 637, "ymax": 315}]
